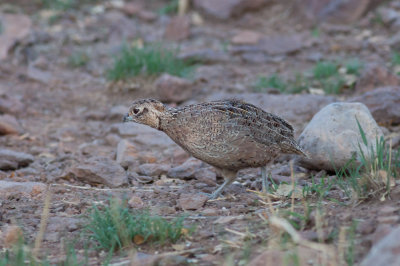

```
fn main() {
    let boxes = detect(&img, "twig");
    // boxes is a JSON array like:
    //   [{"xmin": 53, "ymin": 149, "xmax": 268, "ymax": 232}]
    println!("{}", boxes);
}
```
[{"xmin": 33, "ymin": 186, "xmax": 52, "ymax": 258}]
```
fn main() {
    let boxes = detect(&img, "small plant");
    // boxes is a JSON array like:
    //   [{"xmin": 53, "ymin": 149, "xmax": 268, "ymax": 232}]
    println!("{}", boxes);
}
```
[
  {"xmin": 158, "ymin": 0, "xmax": 179, "ymax": 15},
  {"xmin": 253, "ymin": 74, "xmax": 287, "ymax": 93},
  {"xmin": 345, "ymin": 59, "xmax": 363, "ymax": 75},
  {"xmin": 313, "ymin": 61, "xmax": 338, "ymax": 79},
  {"xmin": 68, "ymin": 51, "xmax": 89, "ymax": 68},
  {"xmin": 107, "ymin": 44, "xmax": 194, "ymax": 81},
  {"xmin": 345, "ymin": 220, "xmax": 358, "ymax": 266},
  {"xmin": 85, "ymin": 198, "xmax": 190, "ymax": 251},
  {"xmin": 302, "ymin": 175, "xmax": 333, "ymax": 199},
  {"xmin": 392, "ymin": 52, "xmax": 400, "ymax": 65},
  {"xmin": 334, "ymin": 119, "xmax": 400, "ymax": 200}
]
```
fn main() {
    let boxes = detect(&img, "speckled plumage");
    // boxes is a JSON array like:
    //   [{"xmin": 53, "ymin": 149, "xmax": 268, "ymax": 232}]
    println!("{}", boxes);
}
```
[{"xmin": 124, "ymin": 98, "xmax": 306, "ymax": 198}]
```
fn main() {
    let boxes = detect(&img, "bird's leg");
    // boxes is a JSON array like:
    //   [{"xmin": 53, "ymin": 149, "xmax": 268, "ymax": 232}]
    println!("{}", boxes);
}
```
[
  {"xmin": 209, "ymin": 169, "xmax": 237, "ymax": 199},
  {"xmin": 261, "ymin": 166, "xmax": 269, "ymax": 193},
  {"xmin": 210, "ymin": 179, "xmax": 231, "ymax": 199}
]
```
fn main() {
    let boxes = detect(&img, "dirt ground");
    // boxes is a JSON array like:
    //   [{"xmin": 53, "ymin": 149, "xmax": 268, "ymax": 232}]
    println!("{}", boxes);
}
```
[{"xmin": 1, "ymin": 0, "xmax": 400, "ymax": 265}]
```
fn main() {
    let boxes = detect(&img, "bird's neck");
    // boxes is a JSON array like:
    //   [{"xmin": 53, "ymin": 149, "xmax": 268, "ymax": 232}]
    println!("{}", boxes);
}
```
[{"xmin": 157, "ymin": 108, "xmax": 175, "ymax": 131}]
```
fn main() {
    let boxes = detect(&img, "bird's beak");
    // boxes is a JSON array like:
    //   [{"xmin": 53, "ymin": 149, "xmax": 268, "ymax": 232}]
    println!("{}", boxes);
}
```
[{"xmin": 123, "ymin": 113, "xmax": 133, "ymax": 122}]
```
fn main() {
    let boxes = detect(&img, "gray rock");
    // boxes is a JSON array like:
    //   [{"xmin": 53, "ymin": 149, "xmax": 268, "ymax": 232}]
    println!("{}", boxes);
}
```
[
  {"xmin": 116, "ymin": 139, "xmax": 138, "ymax": 169},
  {"xmin": 350, "ymin": 87, "xmax": 400, "ymax": 126},
  {"xmin": 298, "ymin": 102, "xmax": 383, "ymax": 171},
  {"xmin": 0, "ymin": 13, "xmax": 32, "ymax": 60},
  {"xmin": 168, "ymin": 158, "xmax": 203, "ymax": 180},
  {"xmin": 361, "ymin": 226, "xmax": 400, "ymax": 266},
  {"xmin": 68, "ymin": 157, "xmax": 128, "ymax": 187},
  {"xmin": 154, "ymin": 74, "xmax": 194, "ymax": 103},
  {"xmin": 0, "ymin": 149, "xmax": 34, "ymax": 170},
  {"xmin": 138, "ymin": 163, "xmax": 171, "ymax": 176},
  {"xmin": 0, "ymin": 114, "xmax": 23, "ymax": 135},
  {"xmin": 206, "ymin": 92, "xmax": 336, "ymax": 129},
  {"xmin": 0, "ymin": 94, "xmax": 24, "ymax": 115},
  {"xmin": 0, "ymin": 181, "xmax": 46, "ymax": 196},
  {"xmin": 193, "ymin": 0, "xmax": 272, "ymax": 20}
]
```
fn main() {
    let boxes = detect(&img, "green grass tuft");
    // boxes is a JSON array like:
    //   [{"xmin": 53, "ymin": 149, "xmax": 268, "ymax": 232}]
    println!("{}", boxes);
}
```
[
  {"xmin": 313, "ymin": 61, "xmax": 338, "ymax": 79},
  {"xmin": 85, "ymin": 198, "xmax": 190, "ymax": 251},
  {"xmin": 253, "ymin": 75, "xmax": 287, "ymax": 93},
  {"xmin": 68, "ymin": 51, "xmax": 89, "ymax": 68},
  {"xmin": 158, "ymin": 0, "xmax": 179, "ymax": 15},
  {"xmin": 392, "ymin": 52, "xmax": 400, "ymax": 65},
  {"xmin": 107, "ymin": 44, "xmax": 194, "ymax": 81},
  {"xmin": 345, "ymin": 59, "xmax": 363, "ymax": 75}
]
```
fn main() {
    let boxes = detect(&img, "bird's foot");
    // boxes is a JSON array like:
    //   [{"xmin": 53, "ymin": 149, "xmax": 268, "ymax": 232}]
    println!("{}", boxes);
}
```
[{"xmin": 198, "ymin": 192, "xmax": 221, "ymax": 200}]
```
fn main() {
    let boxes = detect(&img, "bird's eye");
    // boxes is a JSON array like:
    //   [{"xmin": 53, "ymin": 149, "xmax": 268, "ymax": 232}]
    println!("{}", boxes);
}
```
[{"xmin": 133, "ymin": 108, "xmax": 140, "ymax": 114}]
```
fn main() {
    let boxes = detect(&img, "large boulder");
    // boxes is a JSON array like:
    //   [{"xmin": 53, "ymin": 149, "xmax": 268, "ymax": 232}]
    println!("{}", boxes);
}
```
[{"xmin": 298, "ymin": 102, "xmax": 383, "ymax": 171}]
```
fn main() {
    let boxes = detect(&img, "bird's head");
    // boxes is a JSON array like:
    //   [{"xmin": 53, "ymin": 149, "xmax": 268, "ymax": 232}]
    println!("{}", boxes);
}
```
[{"xmin": 123, "ymin": 99, "xmax": 166, "ymax": 129}]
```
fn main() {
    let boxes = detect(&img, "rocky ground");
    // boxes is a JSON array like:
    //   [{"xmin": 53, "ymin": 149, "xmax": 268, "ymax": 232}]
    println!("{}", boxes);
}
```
[{"xmin": 1, "ymin": 0, "xmax": 400, "ymax": 265}]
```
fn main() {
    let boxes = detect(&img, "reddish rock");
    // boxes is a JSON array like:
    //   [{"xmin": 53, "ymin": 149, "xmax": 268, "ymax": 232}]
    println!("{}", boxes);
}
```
[
  {"xmin": 361, "ymin": 226, "xmax": 400, "ymax": 266},
  {"xmin": 350, "ymin": 87, "xmax": 400, "ymax": 126},
  {"xmin": 0, "ymin": 114, "xmax": 23, "ymax": 135},
  {"xmin": 154, "ymin": 74, "xmax": 194, "ymax": 103},
  {"xmin": 164, "ymin": 16, "xmax": 190, "ymax": 41},
  {"xmin": 231, "ymin": 30, "xmax": 262, "ymax": 45},
  {"xmin": 138, "ymin": 163, "xmax": 171, "ymax": 176},
  {"xmin": 168, "ymin": 158, "xmax": 203, "ymax": 180},
  {"xmin": 179, "ymin": 193, "xmax": 208, "ymax": 210},
  {"xmin": 0, "ymin": 14, "xmax": 32, "ymax": 60},
  {"xmin": 137, "ymin": 10, "xmax": 157, "ymax": 22},
  {"xmin": 120, "ymin": 2, "xmax": 142, "ymax": 16},
  {"xmin": 194, "ymin": 168, "xmax": 217, "ymax": 185},
  {"xmin": 230, "ymin": 34, "xmax": 307, "ymax": 55},
  {"xmin": 0, "ymin": 181, "xmax": 46, "ymax": 197},
  {"xmin": 193, "ymin": 0, "xmax": 271, "ymax": 20},
  {"xmin": 355, "ymin": 64, "xmax": 400, "ymax": 94},
  {"xmin": 293, "ymin": 0, "xmax": 382, "ymax": 24},
  {"xmin": 68, "ymin": 157, "xmax": 128, "ymax": 187},
  {"xmin": 2, "ymin": 225, "xmax": 23, "ymax": 248}
]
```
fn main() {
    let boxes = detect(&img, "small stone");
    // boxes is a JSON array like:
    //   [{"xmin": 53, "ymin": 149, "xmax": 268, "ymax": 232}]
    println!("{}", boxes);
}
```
[
  {"xmin": 357, "ymin": 220, "xmax": 376, "ymax": 234},
  {"xmin": 193, "ymin": 0, "xmax": 271, "ymax": 20},
  {"xmin": 0, "ymin": 114, "xmax": 23, "ymax": 135},
  {"xmin": 0, "ymin": 94, "xmax": 24, "ymax": 115},
  {"xmin": 128, "ymin": 196, "xmax": 144, "ymax": 209},
  {"xmin": 354, "ymin": 64, "xmax": 400, "ymax": 94},
  {"xmin": 154, "ymin": 74, "xmax": 194, "ymax": 103},
  {"xmin": 137, "ymin": 10, "xmax": 157, "ymax": 22},
  {"xmin": 168, "ymin": 158, "xmax": 203, "ymax": 180},
  {"xmin": 2, "ymin": 225, "xmax": 23, "ymax": 248},
  {"xmin": 116, "ymin": 139, "xmax": 138, "ymax": 169},
  {"xmin": 68, "ymin": 157, "xmax": 128, "ymax": 187},
  {"xmin": 298, "ymin": 102, "xmax": 383, "ymax": 171},
  {"xmin": 179, "ymin": 193, "xmax": 208, "ymax": 210},
  {"xmin": 0, "ymin": 149, "xmax": 34, "ymax": 170},
  {"xmin": 165, "ymin": 15, "xmax": 190, "ymax": 41},
  {"xmin": 379, "ymin": 206, "xmax": 399, "ymax": 215},
  {"xmin": 122, "ymin": 2, "xmax": 142, "ymax": 16},
  {"xmin": 231, "ymin": 30, "xmax": 262, "ymax": 45},
  {"xmin": 202, "ymin": 208, "xmax": 218, "ymax": 216},
  {"xmin": 138, "ymin": 163, "xmax": 171, "ymax": 176}
]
